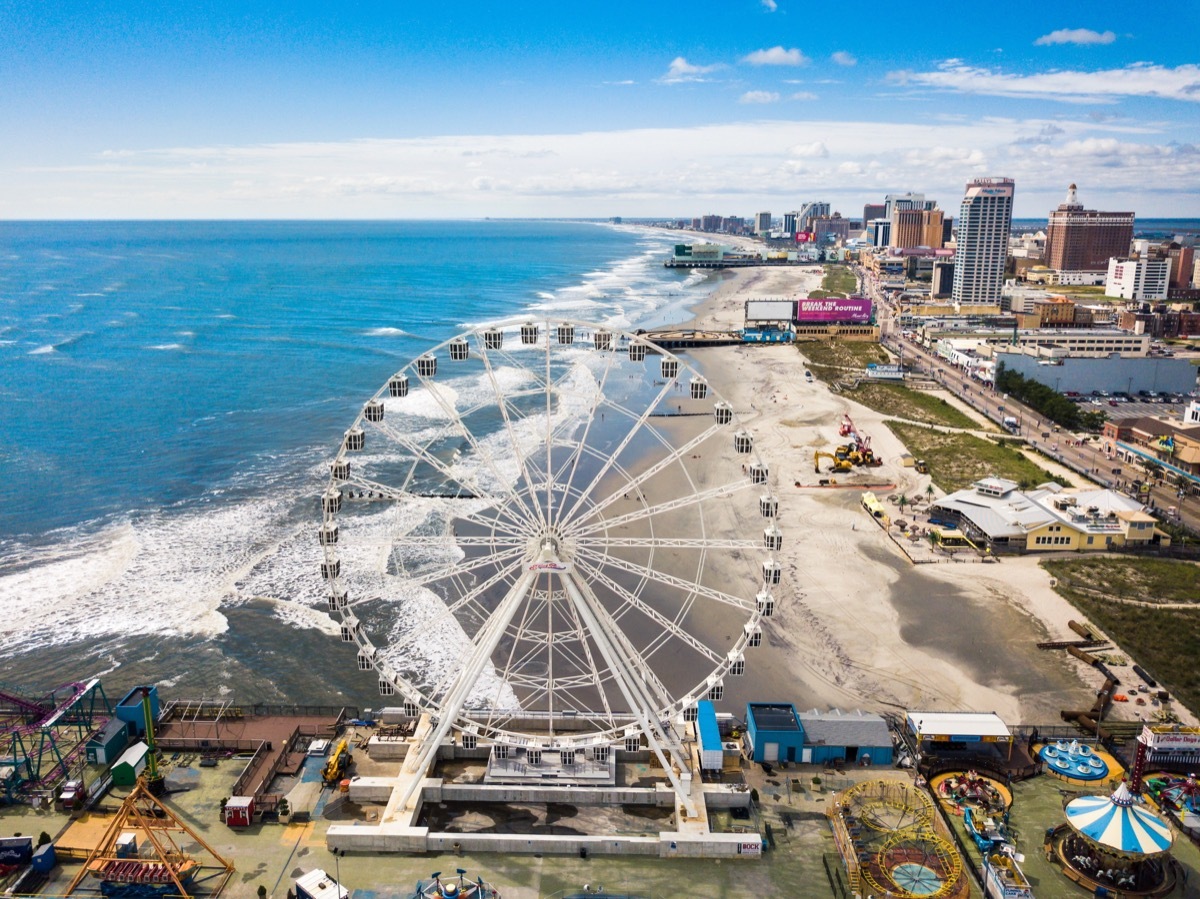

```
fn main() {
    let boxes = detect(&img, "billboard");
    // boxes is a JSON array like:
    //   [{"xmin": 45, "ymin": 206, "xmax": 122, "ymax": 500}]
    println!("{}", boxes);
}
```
[
  {"xmin": 745, "ymin": 299, "xmax": 796, "ymax": 322},
  {"xmin": 1142, "ymin": 725, "xmax": 1200, "ymax": 751},
  {"xmin": 795, "ymin": 231, "xmax": 814, "ymax": 244},
  {"xmin": 795, "ymin": 296, "xmax": 872, "ymax": 324}
]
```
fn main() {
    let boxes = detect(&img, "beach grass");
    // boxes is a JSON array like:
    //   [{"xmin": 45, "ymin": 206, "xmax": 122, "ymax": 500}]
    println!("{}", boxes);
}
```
[
  {"xmin": 885, "ymin": 422, "xmax": 1069, "ymax": 493},
  {"xmin": 808, "ymin": 264, "xmax": 857, "ymax": 298},
  {"xmin": 795, "ymin": 340, "xmax": 889, "ymax": 375},
  {"xmin": 1042, "ymin": 557, "xmax": 1200, "ymax": 715},
  {"xmin": 841, "ymin": 382, "xmax": 982, "ymax": 429}
]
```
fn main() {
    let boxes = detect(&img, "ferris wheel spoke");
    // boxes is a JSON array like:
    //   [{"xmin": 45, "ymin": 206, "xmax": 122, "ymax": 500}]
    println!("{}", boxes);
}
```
[
  {"xmin": 410, "ymin": 370, "xmax": 544, "ymax": 529},
  {"xmin": 572, "ymin": 556, "xmax": 724, "ymax": 667},
  {"xmin": 370, "ymin": 562, "xmax": 523, "ymax": 665},
  {"xmin": 584, "ymin": 536, "xmax": 758, "ymax": 550},
  {"xmin": 561, "ymin": 571, "xmax": 678, "ymax": 734},
  {"xmin": 554, "ymin": 346, "xmax": 621, "ymax": 529},
  {"xmin": 476, "ymin": 345, "xmax": 550, "ymax": 533},
  {"xmin": 574, "ymin": 546, "xmax": 755, "ymax": 612},
  {"xmin": 556, "ymin": 374, "xmax": 681, "ymax": 525},
  {"xmin": 365, "ymin": 418, "xmax": 499, "ymax": 500},
  {"xmin": 570, "ymin": 478, "xmax": 754, "ymax": 538},
  {"xmin": 559, "ymin": 420, "xmax": 726, "ymax": 537},
  {"xmin": 390, "ymin": 544, "xmax": 527, "ymax": 591}
]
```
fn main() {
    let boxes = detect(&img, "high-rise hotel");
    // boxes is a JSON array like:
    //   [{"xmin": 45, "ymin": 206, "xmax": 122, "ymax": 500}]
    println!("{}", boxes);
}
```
[
  {"xmin": 952, "ymin": 178, "xmax": 1014, "ymax": 305},
  {"xmin": 1044, "ymin": 184, "xmax": 1134, "ymax": 272}
]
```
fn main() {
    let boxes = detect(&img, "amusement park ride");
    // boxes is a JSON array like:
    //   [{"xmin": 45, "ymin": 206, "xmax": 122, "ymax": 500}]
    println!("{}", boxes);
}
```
[
  {"xmin": 317, "ymin": 319, "xmax": 782, "ymax": 856},
  {"xmin": 0, "ymin": 680, "xmax": 112, "ymax": 803}
]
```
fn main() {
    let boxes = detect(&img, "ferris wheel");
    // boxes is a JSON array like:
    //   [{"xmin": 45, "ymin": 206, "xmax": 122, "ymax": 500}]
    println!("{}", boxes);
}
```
[{"xmin": 318, "ymin": 319, "xmax": 781, "ymax": 810}]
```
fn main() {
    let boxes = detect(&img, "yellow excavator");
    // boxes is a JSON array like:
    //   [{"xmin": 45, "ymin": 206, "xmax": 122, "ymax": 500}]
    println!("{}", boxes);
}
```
[{"xmin": 815, "ymin": 451, "xmax": 853, "ymax": 473}]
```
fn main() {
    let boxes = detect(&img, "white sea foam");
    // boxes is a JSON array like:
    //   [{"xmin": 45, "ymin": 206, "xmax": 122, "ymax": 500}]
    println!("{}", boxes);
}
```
[
  {"xmin": 364, "ymin": 327, "xmax": 409, "ymax": 337},
  {"xmin": 29, "ymin": 345, "xmax": 56, "ymax": 355},
  {"xmin": 147, "ymin": 343, "xmax": 186, "ymax": 351}
]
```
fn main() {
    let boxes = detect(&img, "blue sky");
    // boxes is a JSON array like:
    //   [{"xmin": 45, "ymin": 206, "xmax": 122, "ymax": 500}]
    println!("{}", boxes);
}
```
[{"xmin": 2, "ymin": 0, "xmax": 1198, "ymax": 218}]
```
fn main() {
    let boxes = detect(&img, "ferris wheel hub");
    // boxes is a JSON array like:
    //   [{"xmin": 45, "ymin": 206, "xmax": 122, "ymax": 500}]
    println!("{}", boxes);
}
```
[{"xmin": 528, "ymin": 534, "xmax": 571, "ymax": 573}]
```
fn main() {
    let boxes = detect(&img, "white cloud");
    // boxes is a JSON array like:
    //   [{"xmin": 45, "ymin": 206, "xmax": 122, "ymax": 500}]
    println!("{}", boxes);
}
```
[
  {"xmin": 1035, "ymin": 28, "xmax": 1117, "ymax": 46},
  {"xmin": 603, "ymin": 80, "xmax": 636, "ymax": 86},
  {"xmin": 660, "ymin": 57, "xmax": 721, "ymax": 84},
  {"xmin": 831, "ymin": 51, "xmax": 857, "ymax": 67},
  {"xmin": 8, "ymin": 116, "xmax": 1198, "ymax": 217},
  {"xmin": 740, "ymin": 91, "xmax": 780, "ymax": 104},
  {"xmin": 743, "ymin": 46, "xmax": 808, "ymax": 66},
  {"xmin": 761, "ymin": 0, "xmax": 777, "ymax": 10},
  {"xmin": 888, "ymin": 61, "xmax": 1200, "ymax": 104},
  {"xmin": 789, "ymin": 141, "xmax": 828, "ymax": 158},
  {"xmin": 790, "ymin": 91, "xmax": 818, "ymax": 101}
]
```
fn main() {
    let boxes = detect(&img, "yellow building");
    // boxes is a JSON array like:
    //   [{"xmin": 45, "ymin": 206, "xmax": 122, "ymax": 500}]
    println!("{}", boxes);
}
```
[{"xmin": 930, "ymin": 478, "xmax": 1165, "ymax": 553}]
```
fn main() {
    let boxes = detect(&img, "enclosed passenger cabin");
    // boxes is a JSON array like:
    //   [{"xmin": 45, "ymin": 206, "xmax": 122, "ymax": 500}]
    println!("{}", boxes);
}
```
[
  {"xmin": 318, "ymin": 523, "xmax": 339, "ymax": 546},
  {"xmin": 483, "ymin": 329, "xmax": 503, "ymax": 350},
  {"xmin": 449, "ymin": 337, "xmax": 469, "ymax": 361},
  {"xmin": 327, "ymin": 588, "xmax": 347, "ymax": 612},
  {"xmin": 388, "ymin": 374, "xmax": 409, "ymax": 397},
  {"xmin": 734, "ymin": 430, "xmax": 753, "ymax": 454},
  {"xmin": 378, "ymin": 679, "xmax": 395, "ymax": 696},
  {"xmin": 690, "ymin": 378, "xmax": 708, "ymax": 399},
  {"xmin": 594, "ymin": 330, "xmax": 612, "ymax": 351},
  {"xmin": 320, "ymin": 559, "xmax": 340, "ymax": 580},
  {"xmin": 343, "ymin": 428, "xmax": 364, "ymax": 451},
  {"xmin": 764, "ymin": 525, "xmax": 782, "ymax": 551},
  {"xmin": 322, "ymin": 488, "xmax": 342, "ymax": 514},
  {"xmin": 714, "ymin": 402, "xmax": 733, "ymax": 425},
  {"xmin": 363, "ymin": 400, "xmax": 384, "ymax": 422},
  {"xmin": 759, "ymin": 495, "xmax": 778, "ymax": 518},
  {"xmin": 744, "ymin": 623, "xmax": 762, "ymax": 647},
  {"xmin": 521, "ymin": 322, "xmax": 540, "ymax": 345},
  {"xmin": 416, "ymin": 354, "xmax": 437, "ymax": 377},
  {"xmin": 728, "ymin": 651, "xmax": 745, "ymax": 676},
  {"xmin": 661, "ymin": 357, "xmax": 679, "ymax": 379},
  {"xmin": 762, "ymin": 558, "xmax": 781, "ymax": 585},
  {"xmin": 749, "ymin": 462, "xmax": 768, "ymax": 484},
  {"xmin": 556, "ymin": 323, "xmax": 575, "ymax": 345},
  {"xmin": 628, "ymin": 341, "xmax": 647, "ymax": 362},
  {"xmin": 756, "ymin": 589, "xmax": 775, "ymax": 617}
]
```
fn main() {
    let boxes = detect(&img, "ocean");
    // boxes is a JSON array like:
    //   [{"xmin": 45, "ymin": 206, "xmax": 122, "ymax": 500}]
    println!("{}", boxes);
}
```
[{"xmin": 0, "ymin": 220, "xmax": 711, "ymax": 705}]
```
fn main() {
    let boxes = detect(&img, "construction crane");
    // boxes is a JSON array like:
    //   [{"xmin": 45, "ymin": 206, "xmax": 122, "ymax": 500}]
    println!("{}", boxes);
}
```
[
  {"xmin": 836, "ymin": 414, "xmax": 882, "ymax": 466},
  {"xmin": 815, "ymin": 451, "xmax": 853, "ymax": 473}
]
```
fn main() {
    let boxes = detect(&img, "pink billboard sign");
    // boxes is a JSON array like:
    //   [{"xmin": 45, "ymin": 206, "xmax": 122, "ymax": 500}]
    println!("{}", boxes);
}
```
[{"xmin": 795, "ymin": 296, "xmax": 872, "ymax": 323}]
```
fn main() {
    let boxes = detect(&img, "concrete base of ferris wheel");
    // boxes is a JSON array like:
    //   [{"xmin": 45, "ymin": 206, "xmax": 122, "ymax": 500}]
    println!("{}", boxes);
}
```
[{"xmin": 325, "ymin": 773, "xmax": 761, "ymax": 857}]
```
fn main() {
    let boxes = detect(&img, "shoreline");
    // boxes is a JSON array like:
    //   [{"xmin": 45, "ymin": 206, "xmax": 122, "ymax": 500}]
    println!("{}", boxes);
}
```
[{"xmin": 658, "ymin": 254, "xmax": 1193, "ymax": 726}]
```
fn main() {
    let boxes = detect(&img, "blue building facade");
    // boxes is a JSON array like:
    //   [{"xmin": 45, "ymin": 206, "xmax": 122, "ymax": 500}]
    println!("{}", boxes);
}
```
[{"xmin": 745, "ymin": 704, "xmax": 893, "ymax": 765}]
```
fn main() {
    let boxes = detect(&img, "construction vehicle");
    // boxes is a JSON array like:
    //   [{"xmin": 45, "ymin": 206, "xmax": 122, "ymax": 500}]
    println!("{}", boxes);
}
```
[
  {"xmin": 835, "ymin": 414, "xmax": 883, "ymax": 467},
  {"xmin": 815, "ymin": 451, "xmax": 853, "ymax": 473},
  {"xmin": 915, "ymin": 459, "xmax": 929, "ymax": 474},
  {"xmin": 321, "ymin": 737, "xmax": 351, "ymax": 785}
]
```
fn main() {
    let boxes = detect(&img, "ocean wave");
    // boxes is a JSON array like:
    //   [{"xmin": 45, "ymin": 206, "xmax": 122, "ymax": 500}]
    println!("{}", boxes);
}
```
[
  {"xmin": 364, "ymin": 327, "xmax": 409, "ymax": 337},
  {"xmin": 28, "ymin": 345, "xmax": 57, "ymax": 355},
  {"xmin": 147, "ymin": 343, "xmax": 187, "ymax": 351}
]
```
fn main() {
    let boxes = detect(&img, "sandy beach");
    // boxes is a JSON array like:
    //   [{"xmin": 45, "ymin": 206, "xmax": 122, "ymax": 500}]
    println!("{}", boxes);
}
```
[{"xmin": 666, "ymin": 258, "xmax": 1190, "ymax": 727}]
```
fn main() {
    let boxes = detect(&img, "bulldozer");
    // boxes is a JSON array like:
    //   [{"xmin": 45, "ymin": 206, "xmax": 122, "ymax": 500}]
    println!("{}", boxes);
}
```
[{"xmin": 815, "ymin": 451, "xmax": 853, "ymax": 473}]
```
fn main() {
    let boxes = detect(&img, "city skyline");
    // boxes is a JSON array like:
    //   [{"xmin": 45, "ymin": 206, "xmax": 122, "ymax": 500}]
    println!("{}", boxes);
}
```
[{"xmin": 2, "ymin": 0, "xmax": 1198, "ymax": 219}]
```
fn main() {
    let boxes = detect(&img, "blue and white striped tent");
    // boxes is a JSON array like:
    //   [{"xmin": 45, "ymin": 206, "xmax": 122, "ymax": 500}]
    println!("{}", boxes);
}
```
[{"xmin": 1065, "ymin": 782, "xmax": 1173, "ymax": 856}]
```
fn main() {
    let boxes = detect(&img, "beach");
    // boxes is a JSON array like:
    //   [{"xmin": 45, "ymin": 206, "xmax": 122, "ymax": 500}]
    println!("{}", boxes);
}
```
[{"xmin": 670, "ymin": 258, "xmax": 1172, "ymax": 726}]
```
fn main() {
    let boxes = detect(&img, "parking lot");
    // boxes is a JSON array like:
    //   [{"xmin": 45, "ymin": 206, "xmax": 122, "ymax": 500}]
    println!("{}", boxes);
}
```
[{"xmin": 1065, "ymin": 392, "xmax": 1194, "ymax": 420}]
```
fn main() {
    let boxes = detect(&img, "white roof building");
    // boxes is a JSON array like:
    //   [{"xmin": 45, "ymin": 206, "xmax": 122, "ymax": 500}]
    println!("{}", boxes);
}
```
[{"xmin": 931, "ymin": 480, "xmax": 1157, "ymax": 551}]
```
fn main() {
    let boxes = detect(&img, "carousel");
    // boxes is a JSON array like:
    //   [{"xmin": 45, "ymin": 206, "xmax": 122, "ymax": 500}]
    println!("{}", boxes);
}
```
[{"xmin": 1047, "ymin": 782, "xmax": 1177, "ymax": 897}]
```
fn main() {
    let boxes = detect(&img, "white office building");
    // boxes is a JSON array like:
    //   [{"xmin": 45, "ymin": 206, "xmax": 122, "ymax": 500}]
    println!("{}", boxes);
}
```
[
  {"xmin": 1105, "ymin": 257, "xmax": 1170, "ymax": 300},
  {"xmin": 952, "ymin": 178, "xmax": 1014, "ymax": 305}
]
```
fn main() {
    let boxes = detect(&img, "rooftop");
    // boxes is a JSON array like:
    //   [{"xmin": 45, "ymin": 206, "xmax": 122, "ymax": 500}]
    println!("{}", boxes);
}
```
[{"xmin": 748, "ymin": 703, "xmax": 801, "ymax": 733}]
